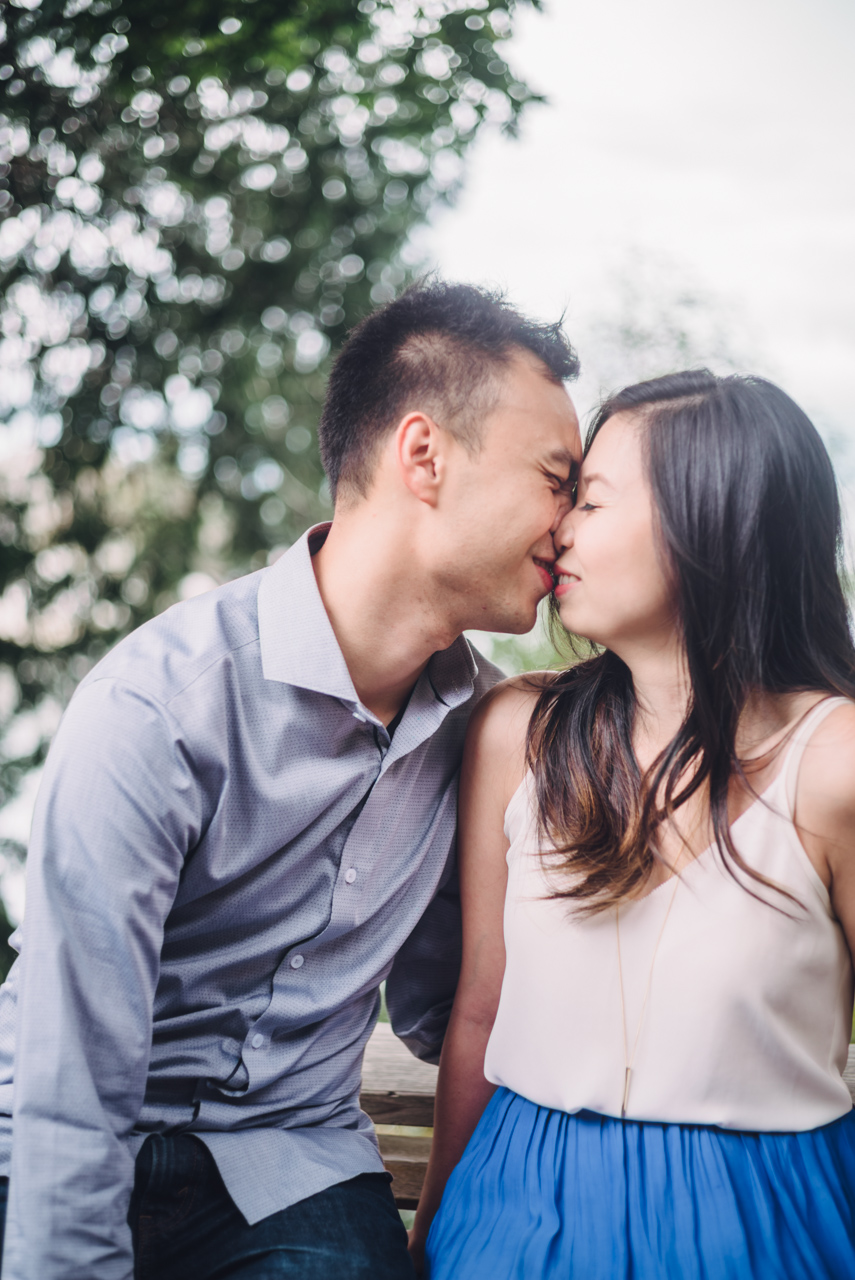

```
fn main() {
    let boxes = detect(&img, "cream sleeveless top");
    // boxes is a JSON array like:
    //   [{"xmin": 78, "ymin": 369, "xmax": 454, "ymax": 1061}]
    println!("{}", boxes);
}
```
[{"xmin": 484, "ymin": 697, "xmax": 855, "ymax": 1131}]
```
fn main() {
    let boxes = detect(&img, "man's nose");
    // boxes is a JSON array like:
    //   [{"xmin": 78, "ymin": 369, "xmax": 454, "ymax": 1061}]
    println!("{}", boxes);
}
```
[
  {"xmin": 552, "ymin": 508, "xmax": 575, "ymax": 554},
  {"xmin": 550, "ymin": 490, "xmax": 573, "ymax": 533}
]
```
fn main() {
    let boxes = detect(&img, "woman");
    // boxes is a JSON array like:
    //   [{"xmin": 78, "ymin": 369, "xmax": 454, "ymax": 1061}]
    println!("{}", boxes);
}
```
[{"xmin": 410, "ymin": 370, "xmax": 855, "ymax": 1278}]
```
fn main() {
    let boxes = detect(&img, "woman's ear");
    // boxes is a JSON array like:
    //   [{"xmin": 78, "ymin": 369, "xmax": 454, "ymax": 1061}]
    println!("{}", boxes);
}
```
[{"xmin": 395, "ymin": 411, "xmax": 445, "ymax": 507}]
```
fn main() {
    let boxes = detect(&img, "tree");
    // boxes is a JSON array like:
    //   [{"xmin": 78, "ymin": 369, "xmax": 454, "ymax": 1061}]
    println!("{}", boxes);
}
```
[{"xmin": 0, "ymin": 0, "xmax": 541, "ymax": 941}]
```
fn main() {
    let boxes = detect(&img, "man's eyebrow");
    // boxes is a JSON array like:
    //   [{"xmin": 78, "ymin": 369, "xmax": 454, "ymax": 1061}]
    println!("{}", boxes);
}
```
[{"xmin": 543, "ymin": 448, "xmax": 579, "ymax": 476}]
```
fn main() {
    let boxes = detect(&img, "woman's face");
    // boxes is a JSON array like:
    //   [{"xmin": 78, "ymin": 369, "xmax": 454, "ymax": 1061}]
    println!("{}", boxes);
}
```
[{"xmin": 552, "ymin": 411, "xmax": 677, "ymax": 655}]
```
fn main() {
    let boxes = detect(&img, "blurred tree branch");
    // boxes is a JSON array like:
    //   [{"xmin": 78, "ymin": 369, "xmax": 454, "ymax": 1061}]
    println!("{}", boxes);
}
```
[{"xmin": 0, "ymin": 0, "xmax": 542, "ymax": 936}]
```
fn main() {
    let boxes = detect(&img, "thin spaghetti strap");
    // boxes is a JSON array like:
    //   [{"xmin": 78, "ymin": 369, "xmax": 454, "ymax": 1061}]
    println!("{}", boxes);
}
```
[
  {"xmin": 503, "ymin": 769, "xmax": 533, "ymax": 844},
  {"xmin": 782, "ymin": 696, "xmax": 851, "ymax": 817}
]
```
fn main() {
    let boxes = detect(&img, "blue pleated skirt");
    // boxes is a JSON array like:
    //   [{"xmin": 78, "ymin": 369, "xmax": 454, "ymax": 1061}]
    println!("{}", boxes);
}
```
[{"xmin": 425, "ymin": 1089, "xmax": 855, "ymax": 1279}]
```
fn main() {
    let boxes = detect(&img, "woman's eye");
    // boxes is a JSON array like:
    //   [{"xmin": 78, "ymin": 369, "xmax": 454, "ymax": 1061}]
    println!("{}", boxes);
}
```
[{"xmin": 579, "ymin": 502, "xmax": 598, "ymax": 512}]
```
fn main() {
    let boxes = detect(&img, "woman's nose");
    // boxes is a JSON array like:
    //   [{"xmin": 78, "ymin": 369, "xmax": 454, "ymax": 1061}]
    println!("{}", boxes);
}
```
[{"xmin": 552, "ymin": 508, "xmax": 575, "ymax": 555}]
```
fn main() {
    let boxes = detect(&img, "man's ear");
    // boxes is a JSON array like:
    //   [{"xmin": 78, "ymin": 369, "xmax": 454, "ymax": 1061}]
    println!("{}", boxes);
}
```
[{"xmin": 395, "ymin": 411, "xmax": 446, "ymax": 507}]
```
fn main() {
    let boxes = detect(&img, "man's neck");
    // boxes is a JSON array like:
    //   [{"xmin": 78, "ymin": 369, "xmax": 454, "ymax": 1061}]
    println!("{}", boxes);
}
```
[{"xmin": 311, "ymin": 512, "xmax": 461, "ymax": 726}]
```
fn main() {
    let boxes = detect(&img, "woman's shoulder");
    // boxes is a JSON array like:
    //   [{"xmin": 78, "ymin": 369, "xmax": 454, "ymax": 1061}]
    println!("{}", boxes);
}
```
[
  {"xmin": 468, "ymin": 671, "xmax": 555, "ymax": 746},
  {"xmin": 463, "ymin": 673, "xmax": 556, "ymax": 809},
  {"xmin": 788, "ymin": 697, "xmax": 855, "ymax": 906},
  {"xmin": 797, "ymin": 697, "xmax": 855, "ymax": 813}
]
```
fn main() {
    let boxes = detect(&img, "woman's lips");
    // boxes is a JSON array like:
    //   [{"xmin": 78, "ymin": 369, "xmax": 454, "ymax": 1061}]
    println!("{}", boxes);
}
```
[{"xmin": 553, "ymin": 573, "xmax": 579, "ymax": 598}]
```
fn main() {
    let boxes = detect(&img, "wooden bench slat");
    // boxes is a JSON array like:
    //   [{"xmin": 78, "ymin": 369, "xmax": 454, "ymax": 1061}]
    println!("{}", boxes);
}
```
[
  {"xmin": 377, "ymin": 1164, "xmax": 424, "ymax": 1211},
  {"xmin": 377, "ymin": 1133, "xmax": 433, "ymax": 1161},
  {"xmin": 843, "ymin": 1047, "xmax": 855, "ymax": 1103},
  {"xmin": 360, "ymin": 1090, "xmax": 435, "ymax": 1128},
  {"xmin": 361, "ymin": 1022, "xmax": 439, "ymax": 1094},
  {"xmin": 376, "ymin": 1134, "xmax": 433, "ymax": 1211},
  {"xmin": 361, "ymin": 1024, "xmax": 437, "ymax": 1206}
]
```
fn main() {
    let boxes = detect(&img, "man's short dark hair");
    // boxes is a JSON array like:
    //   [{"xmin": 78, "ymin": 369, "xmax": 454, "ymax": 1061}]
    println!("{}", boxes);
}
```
[{"xmin": 318, "ymin": 280, "xmax": 580, "ymax": 500}]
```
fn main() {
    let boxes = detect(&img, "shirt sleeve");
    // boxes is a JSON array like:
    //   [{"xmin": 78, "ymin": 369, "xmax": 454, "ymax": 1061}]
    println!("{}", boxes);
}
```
[
  {"xmin": 384, "ymin": 844, "xmax": 462, "ymax": 1065},
  {"xmin": 1, "ymin": 678, "xmax": 202, "ymax": 1280}
]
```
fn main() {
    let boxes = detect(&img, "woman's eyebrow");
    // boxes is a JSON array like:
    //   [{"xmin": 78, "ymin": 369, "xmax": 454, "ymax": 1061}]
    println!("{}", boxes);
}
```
[{"xmin": 579, "ymin": 470, "xmax": 614, "ymax": 490}]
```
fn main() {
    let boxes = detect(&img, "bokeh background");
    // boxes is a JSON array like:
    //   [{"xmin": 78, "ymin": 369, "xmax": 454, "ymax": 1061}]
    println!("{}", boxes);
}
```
[{"xmin": 0, "ymin": 0, "xmax": 852, "ymax": 964}]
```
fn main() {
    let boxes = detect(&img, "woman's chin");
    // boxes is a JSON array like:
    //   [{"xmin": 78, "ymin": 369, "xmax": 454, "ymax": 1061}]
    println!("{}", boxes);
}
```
[
  {"xmin": 556, "ymin": 598, "xmax": 584, "ymax": 629},
  {"xmin": 556, "ymin": 605, "xmax": 605, "ymax": 649}
]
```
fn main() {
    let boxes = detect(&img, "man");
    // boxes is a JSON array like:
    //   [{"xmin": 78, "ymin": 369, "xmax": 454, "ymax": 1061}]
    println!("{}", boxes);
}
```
[{"xmin": 0, "ymin": 281, "xmax": 581, "ymax": 1279}]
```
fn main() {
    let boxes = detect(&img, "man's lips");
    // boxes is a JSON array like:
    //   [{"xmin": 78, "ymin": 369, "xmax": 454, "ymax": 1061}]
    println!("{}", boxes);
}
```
[{"xmin": 534, "ymin": 559, "xmax": 555, "ymax": 593}]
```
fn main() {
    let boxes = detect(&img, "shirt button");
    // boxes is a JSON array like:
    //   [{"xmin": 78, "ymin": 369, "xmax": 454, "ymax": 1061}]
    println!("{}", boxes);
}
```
[
  {"xmin": 290, "ymin": 953, "xmax": 305, "ymax": 969},
  {"xmin": 345, "ymin": 868, "xmax": 357, "ymax": 884},
  {"xmin": 251, "ymin": 1033, "xmax": 264, "ymax": 1049}
]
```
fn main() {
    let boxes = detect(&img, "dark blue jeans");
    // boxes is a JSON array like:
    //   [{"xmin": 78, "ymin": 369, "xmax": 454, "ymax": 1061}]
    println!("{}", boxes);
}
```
[{"xmin": 0, "ymin": 1134, "xmax": 415, "ymax": 1279}]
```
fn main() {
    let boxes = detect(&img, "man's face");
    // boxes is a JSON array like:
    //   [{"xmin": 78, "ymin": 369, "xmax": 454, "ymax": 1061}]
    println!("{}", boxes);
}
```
[{"xmin": 436, "ymin": 350, "xmax": 582, "ymax": 635}]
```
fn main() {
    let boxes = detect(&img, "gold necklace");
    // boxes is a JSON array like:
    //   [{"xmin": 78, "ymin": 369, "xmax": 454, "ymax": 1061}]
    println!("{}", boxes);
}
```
[{"xmin": 615, "ymin": 868, "xmax": 682, "ymax": 1119}]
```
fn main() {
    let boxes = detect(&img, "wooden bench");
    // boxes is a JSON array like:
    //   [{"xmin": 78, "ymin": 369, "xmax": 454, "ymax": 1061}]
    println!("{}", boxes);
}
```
[
  {"xmin": 361, "ymin": 1022, "xmax": 438, "ymax": 1209},
  {"xmin": 360, "ymin": 1022, "xmax": 855, "ymax": 1209}
]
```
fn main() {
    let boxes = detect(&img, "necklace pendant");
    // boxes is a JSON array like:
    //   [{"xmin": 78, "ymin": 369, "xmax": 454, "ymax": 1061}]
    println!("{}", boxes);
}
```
[{"xmin": 621, "ymin": 1067, "xmax": 632, "ymax": 1119}]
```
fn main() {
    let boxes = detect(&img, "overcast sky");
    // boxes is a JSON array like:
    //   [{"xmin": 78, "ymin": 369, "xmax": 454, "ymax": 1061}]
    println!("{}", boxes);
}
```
[{"xmin": 427, "ymin": 0, "xmax": 854, "ymax": 466}]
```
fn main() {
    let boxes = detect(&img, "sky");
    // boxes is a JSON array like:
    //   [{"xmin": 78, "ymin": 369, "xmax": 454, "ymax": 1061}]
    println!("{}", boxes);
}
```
[{"xmin": 426, "ymin": 0, "xmax": 855, "ymax": 467}]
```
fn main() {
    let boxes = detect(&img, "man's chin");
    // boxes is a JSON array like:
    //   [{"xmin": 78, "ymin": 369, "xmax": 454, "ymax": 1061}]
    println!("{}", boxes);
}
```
[{"xmin": 478, "ymin": 602, "xmax": 540, "ymax": 637}]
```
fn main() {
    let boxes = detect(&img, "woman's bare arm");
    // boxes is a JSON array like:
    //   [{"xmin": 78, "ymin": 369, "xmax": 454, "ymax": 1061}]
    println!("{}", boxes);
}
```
[
  {"xmin": 408, "ymin": 679, "xmax": 536, "ymax": 1271},
  {"xmin": 794, "ymin": 701, "xmax": 855, "ymax": 965}
]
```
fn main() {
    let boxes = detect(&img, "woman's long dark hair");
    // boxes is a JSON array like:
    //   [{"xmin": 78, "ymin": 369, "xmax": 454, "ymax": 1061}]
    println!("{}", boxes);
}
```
[{"xmin": 527, "ymin": 370, "xmax": 855, "ymax": 911}]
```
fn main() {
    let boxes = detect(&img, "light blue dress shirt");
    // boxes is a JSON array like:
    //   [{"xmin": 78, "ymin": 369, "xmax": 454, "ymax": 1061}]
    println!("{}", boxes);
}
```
[{"xmin": 0, "ymin": 523, "xmax": 502, "ymax": 1280}]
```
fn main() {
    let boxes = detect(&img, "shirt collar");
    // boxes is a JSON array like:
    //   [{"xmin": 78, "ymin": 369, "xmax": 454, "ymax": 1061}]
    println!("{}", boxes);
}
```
[
  {"xmin": 256, "ymin": 522, "xmax": 478, "ymax": 711},
  {"xmin": 257, "ymin": 523, "xmax": 356, "ymax": 701},
  {"xmin": 426, "ymin": 634, "xmax": 478, "ymax": 710}
]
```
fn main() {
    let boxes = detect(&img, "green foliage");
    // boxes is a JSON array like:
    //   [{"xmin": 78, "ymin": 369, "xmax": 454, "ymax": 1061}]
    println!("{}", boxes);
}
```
[
  {"xmin": 468, "ymin": 602, "xmax": 566, "ymax": 677},
  {"xmin": 0, "ymin": 0, "xmax": 540, "ymax": 829},
  {"xmin": 0, "ymin": 895, "xmax": 17, "ymax": 983}
]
